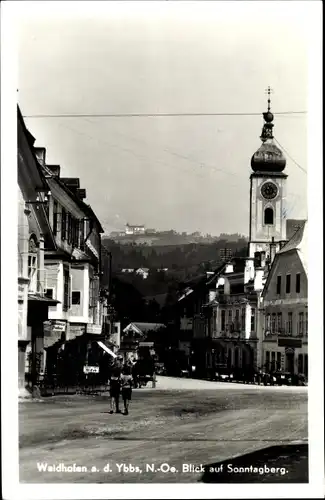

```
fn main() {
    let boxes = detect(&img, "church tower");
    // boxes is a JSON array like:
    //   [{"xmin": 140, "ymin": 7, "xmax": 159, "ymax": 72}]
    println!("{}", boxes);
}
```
[{"xmin": 248, "ymin": 88, "xmax": 288, "ymax": 261}]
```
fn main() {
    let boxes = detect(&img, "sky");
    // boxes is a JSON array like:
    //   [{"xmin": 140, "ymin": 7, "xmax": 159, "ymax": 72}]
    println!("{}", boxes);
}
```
[{"xmin": 16, "ymin": 1, "xmax": 310, "ymax": 236}]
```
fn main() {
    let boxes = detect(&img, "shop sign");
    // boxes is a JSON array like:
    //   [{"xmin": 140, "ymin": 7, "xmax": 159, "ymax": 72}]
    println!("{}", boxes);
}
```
[
  {"xmin": 86, "ymin": 324, "xmax": 102, "ymax": 335},
  {"xmin": 139, "ymin": 342, "xmax": 154, "ymax": 347},
  {"xmin": 83, "ymin": 365, "xmax": 99, "ymax": 374},
  {"xmin": 278, "ymin": 338, "xmax": 302, "ymax": 349},
  {"xmin": 51, "ymin": 320, "xmax": 67, "ymax": 333}
]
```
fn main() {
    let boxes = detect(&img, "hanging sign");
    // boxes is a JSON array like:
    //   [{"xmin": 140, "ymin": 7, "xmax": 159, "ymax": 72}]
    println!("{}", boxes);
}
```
[{"xmin": 83, "ymin": 365, "xmax": 100, "ymax": 374}]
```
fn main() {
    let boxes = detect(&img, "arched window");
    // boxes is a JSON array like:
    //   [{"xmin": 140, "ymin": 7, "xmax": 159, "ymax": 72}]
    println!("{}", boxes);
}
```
[
  {"xmin": 264, "ymin": 207, "xmax": 274, "ymax": 225},
  {"xmin": 28, "ymin": 235, "xmax": 38, "ymax": 293}
]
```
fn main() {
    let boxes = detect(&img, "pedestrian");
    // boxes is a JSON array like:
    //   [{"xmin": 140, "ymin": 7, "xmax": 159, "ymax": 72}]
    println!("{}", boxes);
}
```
[
  {"xmin": 109, "ymin": 364, "xmax": 121, "ymax": 414},
  {"xmin": 120, "ymin": 364, "xmax": 133, "ymax": 415}
]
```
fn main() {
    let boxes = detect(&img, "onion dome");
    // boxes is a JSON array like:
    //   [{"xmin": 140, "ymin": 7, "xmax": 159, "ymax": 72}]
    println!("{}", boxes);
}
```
[{"xmin": 251, "ymin": 87, "xmax": 286, "ymax": 173}]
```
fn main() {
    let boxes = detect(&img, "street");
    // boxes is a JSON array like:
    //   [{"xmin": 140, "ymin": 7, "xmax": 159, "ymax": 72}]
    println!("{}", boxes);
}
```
[{"xmin": 19, "ymin": 377, "xmax": 308, "ymax": 483}]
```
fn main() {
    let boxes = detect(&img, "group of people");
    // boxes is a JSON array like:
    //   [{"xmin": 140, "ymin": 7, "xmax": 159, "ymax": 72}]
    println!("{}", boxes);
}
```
[{"xmin": 109, "ymin": 362, "xmax": 133, "ymax": 415}]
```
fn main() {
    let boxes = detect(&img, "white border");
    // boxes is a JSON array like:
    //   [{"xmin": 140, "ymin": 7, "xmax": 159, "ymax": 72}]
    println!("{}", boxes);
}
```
[{"xmin": 1, "ymin": 1, "xmax": 323, "ymax": 499}]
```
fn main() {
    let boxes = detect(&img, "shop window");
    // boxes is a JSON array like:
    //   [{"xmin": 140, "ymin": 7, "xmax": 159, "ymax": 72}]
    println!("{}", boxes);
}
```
[
  {"xmin": 276, "ymin": 352, "xmax": 281, "ymax": 370},
  {"xmin": 298, "ymin": 354, "xmax": 303, "ymax": 374},
  {"xmin": 271, "ymin": 351, "xmax": 276, "ymax": 371},
  {"xmin": 277, "ymin": 312, "xmax": 282, "ymax": 333},
  {"xmin": 264, "ymin": 207, "xmax": 274, "ymax": 225},
  {"xmin": 304, "ymin": 354, "xmax": 308, "ymax": 377},
  {"xmin": 265, "ymin": 351, "xmax": 270, "ymax": 371},
  {"xmin": 72, "ymin": 291, "xmax": 81, "ymax": 305},
  {"xmin": 271, "ymin": 313, "xmax": 276, "ymax": 333}
]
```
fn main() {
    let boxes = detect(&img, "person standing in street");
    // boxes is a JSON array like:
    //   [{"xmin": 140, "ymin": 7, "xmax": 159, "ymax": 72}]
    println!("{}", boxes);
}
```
[
  {"xmin": 109, "ymin": 364, "xmax": 121, "ymax": 414},
  {"xmin": 120, "ymin": 365, "xmax": 133, "ymax": 415}
]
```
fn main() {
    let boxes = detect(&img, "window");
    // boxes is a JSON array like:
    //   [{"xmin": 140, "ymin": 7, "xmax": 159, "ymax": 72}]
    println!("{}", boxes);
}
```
[
  {"xmin": 265, "ymin": 313, "xmax": 271, "ymax": 332},
  {"xmin": 287, "ymin": 312, "xmax": 293, "ymax": 334},
  {"xmin": 79, "ymin": 219, "xmax": 85, "ymax": 250},
  {"xmin": 61, "ymin": 208, "xmax": 67, "ymax": 240},
  {"xmin": 28, "ymin": 254, "xmax": 37, "ymax": 293},
  {"xmin": 44, "ymin": 288, "xmax": 54, "ymax": 299},
  {"xmin": 298, "ymin": 312, "xmax": 304, "ymax": 336},
  {"xmin": 296, "ymin": 273, "xmax": 301, "ymax": 294},
  {"xmin": 264, "ymin": 207, "xmax": 274, "ymax": 225},
  {"xmin": 221, "ymin": 310, "xmax": 226, "ymax": 331},
  {"xmin": 305, "ymin": 311, "xmax": 308, "ymax": 336},
  {"xmin": 113, "ymin": 325, "xmax": 119, "ymax": 334},
  {"xmin": 265, "ymin": 351, "xmax": 270, "ymax": 371},
  {"xmin": 277, "ymin": 312, "xmax": 282, "ymax": 333},
  {"xmin": 228, "ymin": 309, "xmax": 233, "ymax": 331},
  {"xmin": 53, "ymin": 200, "xmax": 58, "ymax": 236},
  {"xmin": 286, "ymin": 274, "xmax": 291, "ymax": 294},
  {"xmin": 63, "ymin": 269, "xmax": 70, "ymax": 311},
  {"xmin": 271, "ymin": 313, "xmax": 276, "ymax": 333},
  {"xmin": 67, "ymin": 214, "xmax": 71, "ymax": 244},
  {"xmin": 235, "ymin": 309, "xmax": 240, "ymax": 330},
  {"xmin": 276, "ymin": 275, "xmax": 282, "ymax": 295},
  {"xmin": 276, "ymin": 352, "xmax": 281, "ymax": 370},
  {"xmin": 304, "ymin": 354, "xmax": 308, "ymax": 377},
  {"xmin": 251, "ymin": 308, "xmax": 256, "ymax": 332},
  {"xmin": 241, "ymin": 308, "xmax": 246, "ymax": 330},
  {"xmin": 72, "ymin": 291, "xmax": 81, "ymax": 305}
]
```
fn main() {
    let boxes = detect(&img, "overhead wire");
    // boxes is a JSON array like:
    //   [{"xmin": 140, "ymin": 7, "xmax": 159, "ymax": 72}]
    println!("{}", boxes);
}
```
[
  {"xmin": 23, "ymin": 111, "xmax": 307, "ymax": 119},
  {"xmin": 274, "ymin": 137, "xmax": 307, "ymax": 174}
]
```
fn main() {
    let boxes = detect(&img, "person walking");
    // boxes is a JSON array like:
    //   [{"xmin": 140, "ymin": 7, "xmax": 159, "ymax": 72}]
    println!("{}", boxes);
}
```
[
  {"xmin": 109, "ymin": 364, "xmax": 121, "ymax": 414},
  {"xmin": 120, "ymin": 365, "xmax": 133, "ymax": 415}
]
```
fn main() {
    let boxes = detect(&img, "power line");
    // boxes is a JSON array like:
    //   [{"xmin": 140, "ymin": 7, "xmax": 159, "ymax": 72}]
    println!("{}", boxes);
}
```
[
  {"xmin": 274, "ymin": 138, "xmax": 307, "ymax": 174},
  {"xmin": 23, "ymin": 111, "xmax": 307, "ymax": 119}
]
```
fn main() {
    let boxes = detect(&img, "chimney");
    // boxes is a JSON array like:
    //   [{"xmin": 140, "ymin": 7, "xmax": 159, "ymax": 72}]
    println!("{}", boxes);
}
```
[
  {"xmin": 34, "ymin": 147, "xmax": 46, "ymax": 166},
  {"xmin": 270, "ymin": 237, "xmax": 277, "ymax": 264},
  {"xmin": 77, "ymin": 188, "xmax": 87, "ymax": 200},
  {"xmin": 47, "ymin": 165, "xmax": 61, "ymax": 177}
]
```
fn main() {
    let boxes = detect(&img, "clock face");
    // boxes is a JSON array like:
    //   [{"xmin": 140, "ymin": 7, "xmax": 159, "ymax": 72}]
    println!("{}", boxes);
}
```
[{"xmin": 261, "ymin": 182, "xmax": 278, "ymax": 200}]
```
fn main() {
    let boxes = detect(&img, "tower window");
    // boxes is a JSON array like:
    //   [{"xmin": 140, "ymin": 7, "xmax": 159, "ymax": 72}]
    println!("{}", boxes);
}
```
[{"xmin": 264, "ymin": 207, "xmax": 274, "ymax": 225}]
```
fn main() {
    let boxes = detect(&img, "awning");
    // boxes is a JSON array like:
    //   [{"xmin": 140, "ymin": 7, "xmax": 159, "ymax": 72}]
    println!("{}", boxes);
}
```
[
  {"xmin": 97, "ymin": 341, "xmax": 117, "ymax": 358},
  {"xmin": 28, "ymin": 294, "xmax": 60, "ymax": 304}
]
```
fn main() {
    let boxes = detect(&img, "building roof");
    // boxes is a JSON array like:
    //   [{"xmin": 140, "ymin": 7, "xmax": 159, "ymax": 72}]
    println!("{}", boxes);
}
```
[
  {"xmin": 262, "ymin": 221, "xmax": 308, "ymax": 296},
  {"xmin": 278, "ymin": 220, "xmax": 307, "ymax": 274},
  {"xmin": 286, "ymin": 219, "xmax": 306, "ymax": 241},
  {"xmin": 123, "ymin": 322, "xmax": 166, "ymax": 334}
]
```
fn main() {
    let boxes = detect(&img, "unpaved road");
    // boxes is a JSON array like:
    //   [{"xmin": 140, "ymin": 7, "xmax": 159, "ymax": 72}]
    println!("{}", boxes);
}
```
[{"xmin": 19, "ymin": 377, "xmax": 307, "ymax": 483}]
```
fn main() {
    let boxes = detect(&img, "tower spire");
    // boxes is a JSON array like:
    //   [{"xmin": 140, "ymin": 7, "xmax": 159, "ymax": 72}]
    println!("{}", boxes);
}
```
[
  {"xmin": 265, "ymin": 85, "xmax": 273, "ymax": 112},
  {"xmin": 260, "ymin": 86, "xmax": 275, "ymax": 142}
]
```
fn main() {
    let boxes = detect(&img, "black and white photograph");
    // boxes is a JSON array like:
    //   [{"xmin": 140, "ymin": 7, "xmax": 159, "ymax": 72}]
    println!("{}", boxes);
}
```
[{"xmin": 1, "ymin": 1, "xmax": 323, "ymax": 499}]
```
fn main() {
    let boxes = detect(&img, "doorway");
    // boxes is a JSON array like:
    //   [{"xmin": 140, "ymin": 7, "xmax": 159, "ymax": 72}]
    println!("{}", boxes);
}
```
[{"xmin": 285, "ymin": 351, "xmax": 295, "ymax": 373}]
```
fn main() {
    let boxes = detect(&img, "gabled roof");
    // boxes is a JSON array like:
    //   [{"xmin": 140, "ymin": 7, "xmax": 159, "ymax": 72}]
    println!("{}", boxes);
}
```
[
  {"xmin": 262, "ymin": 221, "xmax": 308, "ymax": 295},
  {"xmin": 123, "ymin": 322, "xmax": 166, "ymax": 334}
]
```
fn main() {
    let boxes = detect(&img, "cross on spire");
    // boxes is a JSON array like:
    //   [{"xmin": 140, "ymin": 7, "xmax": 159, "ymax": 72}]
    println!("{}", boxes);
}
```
[{"xmin": 265, "ymin": 86, "xmax": 274, "ymax": 112}]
